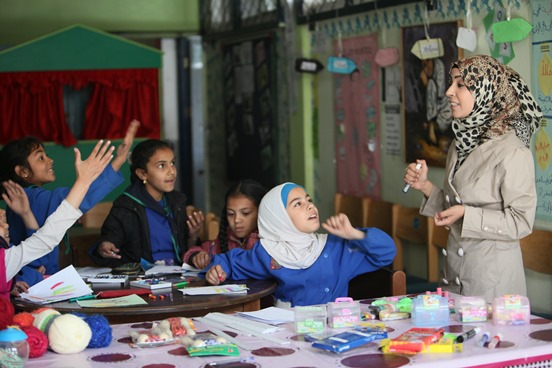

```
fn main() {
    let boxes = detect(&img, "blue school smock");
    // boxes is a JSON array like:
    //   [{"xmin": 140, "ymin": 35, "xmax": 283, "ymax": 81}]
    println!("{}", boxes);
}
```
[
  {"xmin": 7, "ymin": 165, "xmax": 123, "ymax": 285},
  {"xmin": 206, "ymin": 227, "xmax": 396, "ymax": 307}
]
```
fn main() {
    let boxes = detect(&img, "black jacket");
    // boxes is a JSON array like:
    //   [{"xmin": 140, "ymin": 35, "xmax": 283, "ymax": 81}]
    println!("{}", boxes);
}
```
[{"xmin": 88, "ymin": 186, "xmax": 190, "ymax": 268}]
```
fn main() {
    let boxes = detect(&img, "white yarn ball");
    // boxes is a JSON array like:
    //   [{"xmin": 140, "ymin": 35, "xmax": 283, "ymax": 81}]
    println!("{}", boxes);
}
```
[{"xmin": 48, "ymin": 314, "xmax": 92, "ymax": 354}]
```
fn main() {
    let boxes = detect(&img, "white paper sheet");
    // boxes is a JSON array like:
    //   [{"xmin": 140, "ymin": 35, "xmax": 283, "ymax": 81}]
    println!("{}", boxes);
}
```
[
  {"xmin": 179, "ymin": 284, "xmax": 248, "ymax": 295},
  {"xmin": 19, "ymin": 265, "xmax": 93, "ymax": 304},
  {"xmin": 145, "ymin": 263, "xmax": 200, "ymax": 276},
  {"xmin": 236, "ymin": 307, "xmax": 295, "ymax": 325}
]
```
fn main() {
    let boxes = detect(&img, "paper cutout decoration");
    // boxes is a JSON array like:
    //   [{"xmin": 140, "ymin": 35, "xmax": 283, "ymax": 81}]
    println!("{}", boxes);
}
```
[
  {"xmin": 295, "ymin": 58, "xmax": 324, "ymax": 74},
  {"xmin": 456, "ymin": 27, "xmax": 477, "ymax": 52},
  {"xmin": 411, "ymin": 38, "xmax": 444, "ymax": 60},
  {"xmin": 375, "ymin": 48, "xmax": 399, "ymax": 67},
  {"xmin": 535, "ymin": 125, "xmax": 550, "ymax": 171},
  {"xmin": 491, "ymin": 18, "xmax": 532, "ymax": 43},
  {"xmin": 327, "ymin": 56, "xmax": 357, "ymax": 74},
  {"xmin": 538, "ymin": 53, "xmax": 552, "ymax": 96}
]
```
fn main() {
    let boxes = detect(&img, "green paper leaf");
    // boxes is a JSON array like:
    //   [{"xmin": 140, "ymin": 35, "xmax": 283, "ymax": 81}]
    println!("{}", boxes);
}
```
[{"xmin": 491, "ymin": 18, "xmax": 533, "ymax": 43}]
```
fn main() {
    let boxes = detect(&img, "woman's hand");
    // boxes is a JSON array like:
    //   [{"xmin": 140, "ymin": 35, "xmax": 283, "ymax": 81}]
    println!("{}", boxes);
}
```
[
  {"xmin": 322, "ymin": 213, "xmax": 364, "ymax": 240},
  {"xmin": 192, "ymin": 251, "xmax": 211, "ymax": 269},
  {"xmin": 205, "ymin": 264, "xmax": 226, "ymax": 285},
  {"xmin": 404, "ymin": 160, "xmax": 433, "ymax": 197},
  {"xmin": 434, "ymin": 205, "xmax": 465, "ymax": 227},
  {"xmin": 98, "ymin": 241, "xmax": 122, "ymax": 259}
]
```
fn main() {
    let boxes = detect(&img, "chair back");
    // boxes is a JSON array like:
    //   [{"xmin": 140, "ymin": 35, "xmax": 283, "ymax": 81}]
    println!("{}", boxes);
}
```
[
  {"xmin": 81, "ymin": 202, "xmax": 112, "ymax": 228},
  {"xmin": 204, "ymin": 212, "xmax": 220, "ymax": 241},
  {"xmin": 348, "ymin": 268, "xmax": 406, "ymax": 300},
  {"xmin": 362, "ymin": 198, "xmax": 392, "ymax": 235},
  {"xmin": 334, "ymin": 192, "xmax": 363, "ymax": 228},
  {"xmin": 391, "ymin": 204, "xmax": 428, "ymax": 271},
  {"xmin": 520, "ymin": 229, "xmax": 552, "ymax": 275},
  {"xmin": 427, "ymin": 219, "xmax": 449, "ymax": 282}
]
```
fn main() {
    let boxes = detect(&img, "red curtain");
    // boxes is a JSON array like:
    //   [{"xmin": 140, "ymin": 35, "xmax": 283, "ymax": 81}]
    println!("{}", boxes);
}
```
[{"xmin": 0, "ymin": 69, "xmax": 160, "ymax": 146}]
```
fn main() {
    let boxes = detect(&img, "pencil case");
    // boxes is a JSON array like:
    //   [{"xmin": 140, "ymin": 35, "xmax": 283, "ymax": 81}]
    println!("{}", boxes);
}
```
[{"xmin": 327, "ymin": 297, "xmax": 360, "ymax": 328}]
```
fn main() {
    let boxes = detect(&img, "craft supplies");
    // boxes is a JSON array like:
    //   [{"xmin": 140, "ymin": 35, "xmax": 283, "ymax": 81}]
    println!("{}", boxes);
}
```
[
  {"xmin": 312, "ymin": 330, "xmax": 384, "ymax": 353},
  {"xmin": 492, "ymin": 295, "xmax": 530, "ymax": 326},
  {"xmin": 411, "ymin": 294, "xmax": 449, "ymax": 327},
  {"xmin": 327, "ymin": 297, "xmax": 360, "ymax": 328},
  {"xmin": 455, "ymin": 296, "xmax": 488, "ymax": 322},
  {"xmin": 294, "ymin": 305, "xmax": 327, "ymax": 334}
]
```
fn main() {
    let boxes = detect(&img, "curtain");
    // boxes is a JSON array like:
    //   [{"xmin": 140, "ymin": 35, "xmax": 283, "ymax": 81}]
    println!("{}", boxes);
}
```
[{"xmin": 0, "ymin": 69, "xmax": 160, "ymax": 146}]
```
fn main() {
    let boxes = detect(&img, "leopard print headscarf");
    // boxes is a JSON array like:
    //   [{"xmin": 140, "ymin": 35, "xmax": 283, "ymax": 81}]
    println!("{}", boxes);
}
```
[{"xmin": 451, "ymin": 55, "xmax": 542, "ymax": 170}]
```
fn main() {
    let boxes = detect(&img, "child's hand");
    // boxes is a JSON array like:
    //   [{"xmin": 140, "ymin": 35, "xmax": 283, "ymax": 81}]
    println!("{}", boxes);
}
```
[
  {"xmin": 193, "ymin": 251, "xmax": 211, "ymax": 269},
  {"xmin": 74, "ymin": 140, "xmax": 115, "ymax": 185},
  {"xmin": 2, "ymin": 181, "xmax": 31, "ymax": 217},
  {"xmin": 187, "ymin": 210, "xmax": 204, "ymax": 240},
  {"xmin": 112, "ymin": 119, "xmax": 140, "ymax": 172},
  {"xmin": 205, "ymin": 264, "xmax": 226, "ymax": 285},
  {"xmin": 98, "ymin": 241, "xmax": 122, "ymax": 259},
  {"xmin": 10, "ymin": 281, "xmax": 29, "ymax": 297},
  {"xmin": 322, "ymin": 213, "xmax": 364, "ymax": 240}
]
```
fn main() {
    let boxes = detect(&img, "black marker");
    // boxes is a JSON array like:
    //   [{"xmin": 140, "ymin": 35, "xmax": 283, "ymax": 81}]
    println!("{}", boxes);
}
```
[
  {"xmin": 456, "ymin": 327, "xmax": 481, "ymax": 343},
  {"xmin": 403, "ymin": 163, "xmax": 422, "ymax": 193}
]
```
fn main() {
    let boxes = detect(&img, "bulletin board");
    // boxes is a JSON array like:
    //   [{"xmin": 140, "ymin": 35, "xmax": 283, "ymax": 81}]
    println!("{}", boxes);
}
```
[
  {"xmin": 334, "ymin": 34, "xmax": 381, "ymax": 198},
  {"xmin": 531, "ymin": 0, "xmax": 552, "ymax": 227},
  {"xmin": 222, "ymin": 37, "xmax": 276, "ymax": 188}
]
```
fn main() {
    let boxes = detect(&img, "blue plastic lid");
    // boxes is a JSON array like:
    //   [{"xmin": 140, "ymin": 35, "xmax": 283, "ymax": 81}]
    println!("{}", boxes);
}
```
[{"xmin": 0, "ymin": 328, "xmax": 28, "ymax": 342}]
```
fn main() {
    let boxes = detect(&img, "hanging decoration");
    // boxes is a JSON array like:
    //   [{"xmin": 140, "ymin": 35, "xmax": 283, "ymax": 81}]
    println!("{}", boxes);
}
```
[
  {"xmin": 483, "ymin": 4, "xmax": 515, "ymax": 64},
  {"xmin": 410, "ymin": 6, "xmax": 444, "ymax": 60},
  {"xmin": 295, "ymin": 58, "xmax": 324, "ymax": 73},
  {"xmin": 456, "ymin": 2, "xmax": 477, "ymax": 52},
  {"xmin": 327, "ymin": 30, "xmax": 358, "ymax": 74},
  {"xmin": 491, "ymin": 1, "xmax": 532, "ymax": 43},
  {"xmin": 374, "ymin": 1, "xmax": 399, "ymax": 68}
]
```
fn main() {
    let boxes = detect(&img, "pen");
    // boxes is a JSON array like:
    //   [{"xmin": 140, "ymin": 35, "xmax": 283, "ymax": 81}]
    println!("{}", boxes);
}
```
[
  {"xmin": 487, "ymin": 333, "xmax": 503, "ymax": 349},
  {"xmin": 173, "ymin": 281, "xmax": 189, "ymax": 288},
  {"xmin": 207, "ymin": 356, "xmax": 254, "ymax": 366},
  {"xmin": 403, "ymin": 163, "xmax": 422, "ymax": 193},
  {"xmin": 479, "ymin": 331, "xmax": 490, "ymax": 347},
  {"xmin": 69, "ymin": 294, "xmax": 97, "ymax": 303},
  {"xmin": 456, "ymin": 327, "xmax": 481, "ymax": 343}
]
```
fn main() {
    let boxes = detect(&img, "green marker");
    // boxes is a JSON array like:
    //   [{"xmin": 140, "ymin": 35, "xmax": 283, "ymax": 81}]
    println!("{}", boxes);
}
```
[
  {"xmin": 69, "ymin": 294, "xmax": 97, "ymax": 303},
  {"xmin": 173, "ymin": 281, "xmax": 189, "ymax": 288}
]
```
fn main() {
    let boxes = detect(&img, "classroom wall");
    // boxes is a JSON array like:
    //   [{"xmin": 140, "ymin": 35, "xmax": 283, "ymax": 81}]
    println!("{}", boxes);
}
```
[{"xmin": 0, "ymin": 0, "xmax": 199, "ymax": 46}]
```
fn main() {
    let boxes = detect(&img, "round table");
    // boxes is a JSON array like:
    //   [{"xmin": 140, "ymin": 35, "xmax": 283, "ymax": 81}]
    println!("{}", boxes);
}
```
[{"xmin": 12, "ymin": 278, "xmax": 277, "ymax": 324}]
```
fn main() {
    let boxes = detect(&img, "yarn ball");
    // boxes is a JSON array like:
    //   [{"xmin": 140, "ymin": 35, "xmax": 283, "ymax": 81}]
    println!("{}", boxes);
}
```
[
  {"xmin": 0, "ymin": 296, "xmax": 14, "ymax": 329},
  {"xmin": 47, "ymin": 314, "xmax": 91, "ymax": 354},
  {"xmin": 82, "ymin": 314, "xmax": 112, "ymax": 348},
  {"xmin": 20, "ymin": 325, "xmax": 48, "ymax": 358},
  {"xmin": 12, "ymin": 312, "xmax": 35, "ymax": 327},
  {"xmin": 32, "ymin": 309, "xmax": 61, "ymax": 332}
]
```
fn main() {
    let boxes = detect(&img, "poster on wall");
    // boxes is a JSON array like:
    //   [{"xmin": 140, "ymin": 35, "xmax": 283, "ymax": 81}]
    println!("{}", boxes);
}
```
[
  {"xmin": 334, "ymin": 34, "xmax": 381, "ymax": 198},
  {"xmin": 531, "ymin": 0, "xmax": 552, "ymax": 226},
  {"xmin": 401, "ymin": 21, "xmax": 462, "ymax": 168}
]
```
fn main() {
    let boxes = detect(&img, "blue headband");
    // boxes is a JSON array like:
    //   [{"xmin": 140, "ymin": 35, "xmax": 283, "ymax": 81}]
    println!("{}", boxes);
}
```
[{"xmin": 280, "ymin": 183, "xmax": 301, "ymax": 207}]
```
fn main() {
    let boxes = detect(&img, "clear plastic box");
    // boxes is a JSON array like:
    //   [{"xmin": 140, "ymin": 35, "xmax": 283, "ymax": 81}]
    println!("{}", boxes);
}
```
[
  {"xmin": 411, "ymin": 294, "xmax": 450, "ymax": 327},
  {"xmin": 455, "ymin": 296, "xmax": 488, "ymax": 322},
  {"xmin": 294, "ymin": 305, "xmax": 327, "ymax": 334},
  {"xmin": 327, "ymin": 297, "xmax": 361, "ymax": 328},
  {"xmin": 492, "ymin": 294, "xmax": 530, "ymax": 326}
]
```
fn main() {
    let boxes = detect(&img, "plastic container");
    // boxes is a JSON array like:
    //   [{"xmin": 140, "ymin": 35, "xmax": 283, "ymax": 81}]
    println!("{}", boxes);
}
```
[
  {"xmin": 0, "ymin": 327, "xmax": 29, "ymax": 368},
  {"xmin": 411, "ymin": 294, "xmax": 450, "ymax": 327},
  {"xmin": 492, "ymin": 294, "xmax": 530, "ymax": 326},
  {"xmin": 294, "ymin": 305, "xmax": 327, "ymax": 334},
  {"xmin": 455, "ymin": 296, "xmax": 488, "ymax": 322},
  {"xmin": 327, "ymin": 297, "xmax": 360, "ymax": 328}
]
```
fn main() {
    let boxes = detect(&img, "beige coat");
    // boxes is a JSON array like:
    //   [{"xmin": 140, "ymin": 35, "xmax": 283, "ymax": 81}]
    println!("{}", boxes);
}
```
[{"xmin": 421, "ymin": 131, "xmax": 536, "ymax": 302}]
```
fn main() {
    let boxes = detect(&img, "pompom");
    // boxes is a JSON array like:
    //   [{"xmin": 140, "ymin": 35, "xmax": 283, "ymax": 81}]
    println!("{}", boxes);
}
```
[
  {"xmin": 47, "ymin": 314, "xmax": 91, "ymax": 354},
  {"xmin": 13, "ymin": 312, "xmax": 35, "ymax": 327},
  {"xmin": 20, "ymin": 325, "xmax": 48, "ymax": 358},
  {"xmin": 0, "ymin": 296, "xmax": 14, "ymax": 329},
  {"xmin": 82, "ymin": 314, "xmax": 112, "ymax": 348},
  {"xmin": 32, "ymin": 309, "xmax": 60, "ymax": 332}
]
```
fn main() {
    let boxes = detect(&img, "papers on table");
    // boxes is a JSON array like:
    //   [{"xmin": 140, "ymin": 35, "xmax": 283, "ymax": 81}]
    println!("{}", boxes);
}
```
[
  {"xmin": 145, "ymin": 263, "xmax": 200, "ymax": 276},
  {"xmin": 77, "ymin": 294, "xmax": 148, "ymax": 308},
  {"xmin": 19, "ymin": 265, "xmax": 93, "ymax": 304},
  {"xmin": 179, "ymin": 284, "xmax": 248, "ymax": 295},
  {"xmin": 75, "ymin": 266, "xmax": 112, "ymax": 279},
  {"xmin": 236, "ymin": 307, "xmax": 295, "ymax": 325}
]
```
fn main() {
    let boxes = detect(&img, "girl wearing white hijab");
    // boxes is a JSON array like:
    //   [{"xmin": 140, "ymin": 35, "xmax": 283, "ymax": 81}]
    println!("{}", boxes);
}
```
[
  {"xmin": 205, "ymin": 183, "xmax": 396, "ymax": 307},
  {"xmin": 403, "ymin": 55, "xmax": 542, "ymax": 302}
]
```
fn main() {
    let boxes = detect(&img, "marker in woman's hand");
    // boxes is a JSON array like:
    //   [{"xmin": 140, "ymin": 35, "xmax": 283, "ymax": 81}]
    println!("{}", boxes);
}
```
[{"xmin": 403, "ymin": 163, "xmax": 422, "ymax": 193}]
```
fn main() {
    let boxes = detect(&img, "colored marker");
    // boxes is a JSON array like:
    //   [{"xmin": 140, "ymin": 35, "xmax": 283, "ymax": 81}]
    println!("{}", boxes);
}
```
[
  {"xmin": 456, "ymin": 327, "xmax": 481, "ymax": 343},
  {"xmin": 488, "ymin": 333, "xmax": 503, "ymax": 349},
  {"xmin": 208, "ymin": 356, "xmax": 255, "ymax": 366},
  {"xmin": 479, "ymin": 331, "xmax": 490, "ymax": 347},
  {"xmin": 173, "ymin": 281, "xmax": 189, "ymax": 288},
  {"xmin": 69, "ymin": 294, "xmax": 97, "ymax": 303},
  {"xmin": 403, "ymin": 163, "xmax": 422, "ymax": 193}
]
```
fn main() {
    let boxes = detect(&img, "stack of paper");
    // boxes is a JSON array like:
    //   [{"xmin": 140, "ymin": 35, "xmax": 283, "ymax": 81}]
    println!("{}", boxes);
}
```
[
  {"xmin": 236, "ymin": 307, "xmax": 294, "ymax": 325},
  {"xmin": 145, "ymin": 263, "xmax": 200, "ymax": 276},
  {"xmin": 179, "ymin": 284, "xmax": 248, "ymax": 295}
]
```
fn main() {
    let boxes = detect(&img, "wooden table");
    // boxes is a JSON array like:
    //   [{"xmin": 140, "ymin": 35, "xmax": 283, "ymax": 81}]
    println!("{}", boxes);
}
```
[{"xmin": 12, "ymin": 278, "xmax": 277, "ymax": 324}]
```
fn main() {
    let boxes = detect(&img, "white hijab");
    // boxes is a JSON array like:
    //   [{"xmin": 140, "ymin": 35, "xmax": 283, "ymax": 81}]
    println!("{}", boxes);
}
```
[{"xmin": 258, "ymin": 183, "xmax": 327, "ymax": 269}]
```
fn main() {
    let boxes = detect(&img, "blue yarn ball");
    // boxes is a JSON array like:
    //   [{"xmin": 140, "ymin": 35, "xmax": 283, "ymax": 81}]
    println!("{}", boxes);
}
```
[{"xmin": 70, "ymin": 313, "xmax": 112, "ymax": 348}]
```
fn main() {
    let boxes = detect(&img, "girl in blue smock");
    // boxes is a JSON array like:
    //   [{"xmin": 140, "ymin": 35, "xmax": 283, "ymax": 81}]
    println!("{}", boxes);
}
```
[
  {"xmin": 205, "ymin": 183, "xmax": 396, "ymax": 307},
  {"xmin": 0, "ymin": 120, "xmax": 139, "ymax": 289}
]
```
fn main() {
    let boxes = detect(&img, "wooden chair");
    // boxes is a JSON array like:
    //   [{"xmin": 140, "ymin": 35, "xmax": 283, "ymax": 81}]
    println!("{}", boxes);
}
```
[
  {"xmin": 334, "ymin": 192, "xmax": 363, "ymax": 228},
  {"xmin": 427, "ymin": 218, "xmax": 449, "ymax": 282},
  {"xmin": 348, "ymin": 267, "xmax": 406, "ymax": 300},
  {"xmin": 391, "ymin": 204, "xmax": 428, "ymax": 271},
  {"xmin": 520, "ymin": 229, "xmax": 552, "ymax": 275},
  {"xmin": 204, "ymin": 212, "xmax": 220, "ymax": 241},
  {"xmin": 80, "ymin": 202, "xmax": 112, "ymax": 228},
  {"xmin": 362, "ymin": 198, "xmax": 392, "ymax": 235}
]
